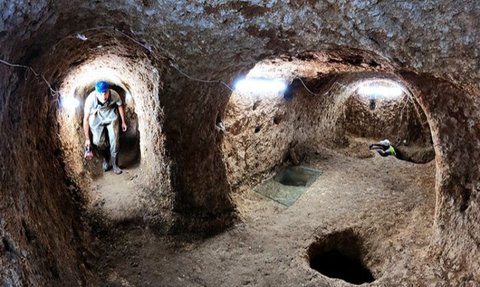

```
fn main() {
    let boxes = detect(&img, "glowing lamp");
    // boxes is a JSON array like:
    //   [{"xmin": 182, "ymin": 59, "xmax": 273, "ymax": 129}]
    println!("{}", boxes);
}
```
[
  {"xmin": 357, "ymin": 81, "xmax": 404, "ymax": 99},
  {"xmin": 61, "ymin": 97, "xmax": 80, "ymax": 110},
  {"xmin": 234, "ymin": 78, "xmax": 287, "ymax": 95}
]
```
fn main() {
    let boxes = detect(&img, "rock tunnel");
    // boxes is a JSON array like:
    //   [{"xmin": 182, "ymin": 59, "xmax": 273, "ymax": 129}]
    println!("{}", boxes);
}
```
[{"xmin": 0, "ymin": 1, "xmax": 479, "ymax": 286}]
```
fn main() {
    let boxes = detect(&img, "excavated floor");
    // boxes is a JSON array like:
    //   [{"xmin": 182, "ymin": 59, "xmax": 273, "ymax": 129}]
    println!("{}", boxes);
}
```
[
  {"xmin": 88, "ymin": 166, "xmax": 143, "ymax": 223},
  {"xmin": 86, "ymin": 144, "xmax": 144, "ymax": 223},
  {"xmin": 93, "ymin": 146, "xmax": 435, "ymax": 286}
]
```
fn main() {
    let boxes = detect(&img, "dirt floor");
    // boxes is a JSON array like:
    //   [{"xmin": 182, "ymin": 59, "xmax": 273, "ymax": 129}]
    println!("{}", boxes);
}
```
[
  {"xmin": 88, "ymin": 164, "xmax": 143, "ymax": 223},
  {"xmin": 89, "ymin": 146, "xmax": 436, "ymax": 286}
]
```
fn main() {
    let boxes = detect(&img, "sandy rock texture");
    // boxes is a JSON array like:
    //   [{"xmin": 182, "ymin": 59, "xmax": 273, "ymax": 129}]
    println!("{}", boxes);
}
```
[
  {"xmin": 223, "ymin": 53, "xmax": 433, "ymax": 186},
  {"xmin": 0, "ymin": 0, "xmax": 479, "ymax": 285},
  {"xmin": 96, "ymin": 150, "xmax": 437, "ymax": 286}
]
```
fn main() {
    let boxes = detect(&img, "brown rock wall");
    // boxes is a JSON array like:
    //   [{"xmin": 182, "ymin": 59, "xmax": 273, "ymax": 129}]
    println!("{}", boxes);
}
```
[
  {"xmin": 0, "ymin": 72, "xmax": 94, "ymax": 285},
  {"xmin": 343, "ymin": 92, "xmax": 431, "ymax": 146},
  {"xmin": 223, "ymin": 89, "xmax": 295, "ymax": 187},
  {"xmin": 0, "ymin": 0, "xmax": 478, "ymax": 285},
  {"xmin": 401, "ymin": 72, "xmax": 480, "ymax": 283},
  {"xmin": 161, "ymin": 77, "xmax": 235, "ymax": 232}
]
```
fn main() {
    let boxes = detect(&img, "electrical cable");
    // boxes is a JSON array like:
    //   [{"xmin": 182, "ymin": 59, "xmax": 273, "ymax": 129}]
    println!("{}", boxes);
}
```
[
  {"xmin": 0, "ymin": 59, "xmax": 57, "ymax": 95},
  {"xmin": 51, "ymin": 26, "xmax": 233, "ymax": 91},
  {"xmin": 296, "ymin": 77, "xmax": 320, "ymax": 96},
  {"xmin": 3, "ymin": 26, "xmax": 337, "ymax": 98},
  {"xmin": 169, "ymin": 61, "xmax": 233, "ymax": 92}
]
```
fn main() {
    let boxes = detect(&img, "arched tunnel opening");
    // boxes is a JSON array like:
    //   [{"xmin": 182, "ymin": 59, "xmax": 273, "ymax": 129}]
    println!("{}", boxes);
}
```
[
  {"xmin": 1, "ymin": 2, "xmax": 479, "ymax": 286},
  {"xmin": 54, "ymin": 36, "xmax": 169, "ymax": 223},
  {"xmin": 68, "ymin": 81, "xmax": 141, "ymax": 170},
  {"xmin": 342, "ymin": 78, "xmax": 434, "ymax": 163},
  {"xmin": 223, "ymin": 52, "xmax": 434, "ymax": 187},
  {"xmin": 223, "ymin": 53, "xmax": 438, "ymax": 285}
]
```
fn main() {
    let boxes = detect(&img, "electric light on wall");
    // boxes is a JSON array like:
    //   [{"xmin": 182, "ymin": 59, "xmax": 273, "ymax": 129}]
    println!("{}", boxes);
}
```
[
  {"xmin": 357, "ymin": 80, "xmax": 404, "ymax": 99},
  {"xmin": 60, "ymin": 96, "xmax": 80, "ymax": 110},
  {"xmin": 234, "ymin": 77, "xmax": 287, "ymax": 95}
]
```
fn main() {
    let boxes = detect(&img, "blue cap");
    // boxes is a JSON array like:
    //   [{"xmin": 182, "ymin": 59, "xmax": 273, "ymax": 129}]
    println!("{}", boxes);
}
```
[{"xmin": 95, "ymin": 81, "xmax": 109, "ymax": 93}]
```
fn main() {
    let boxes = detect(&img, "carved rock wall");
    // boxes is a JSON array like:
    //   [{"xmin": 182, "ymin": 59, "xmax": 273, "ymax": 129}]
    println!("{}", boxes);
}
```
[{"xmin": 0, "ymin": 0, "xmax": 478, "ymax": 285}]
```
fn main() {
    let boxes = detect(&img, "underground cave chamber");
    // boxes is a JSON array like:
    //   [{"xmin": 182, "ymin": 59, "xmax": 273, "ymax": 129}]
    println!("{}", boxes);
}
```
[
  {"xmin": 221, "ymin": 54, "xmax": 439, "ymax": 285},
  {"xmin": 1, "ymin": 1, "xmax": 479, "ymax": 286},
  {"xmin": 223, "ymin": 53, "xmax": 434, "ymax": 190}
]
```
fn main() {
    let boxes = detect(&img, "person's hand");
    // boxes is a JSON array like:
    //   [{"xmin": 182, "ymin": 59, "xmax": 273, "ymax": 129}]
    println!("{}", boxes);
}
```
[
  {"xmin": 84, "ymin": 139, "xmax": 93, "ymax": 159},
  {"xmin": 122, "ymin": 122, "xmax": 128, "ymax": 132}
]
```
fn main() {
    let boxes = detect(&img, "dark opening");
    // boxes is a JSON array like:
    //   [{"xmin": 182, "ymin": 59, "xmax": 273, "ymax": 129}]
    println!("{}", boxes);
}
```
[
  {"xmin": 22, "ymin": 219, "xmax": 35, "ymax": 242},
  {"xmin": 308, "ymin": 230, "xmax": 375, "ymax": 285},
  {"xmin": 101, "ymin": 84, "xmax": 141, "ymax": 167},
  {"xmin": 273, "ymin": 114, "xmax": 282, "ymax": 125},
  {"xmin": 273, "ymin": 166, "xmax": 321, "ymax": 187},
  {"xmin": 253, "ymin": 100, "xmax": 261, "ymax": 110},
  {"xmin": 369, "ymin": 97, "xmax": 376, "ymax": 110},
  {"xmin": 2, "ymin": 237, "xmax": 12, "ymax": 252},
  {"xmin": 310, "ymin": 249, "xmax": 374, "ymax": 285}
]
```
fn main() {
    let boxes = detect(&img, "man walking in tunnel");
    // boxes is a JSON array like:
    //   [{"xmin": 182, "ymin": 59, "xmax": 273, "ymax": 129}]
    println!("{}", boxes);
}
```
[{"xmin": 84, "ymin": 81, "xmax": 128, "ymax": 174}]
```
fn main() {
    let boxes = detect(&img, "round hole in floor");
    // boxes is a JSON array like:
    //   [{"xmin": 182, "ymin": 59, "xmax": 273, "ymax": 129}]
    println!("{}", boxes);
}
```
[{"xmin": 307, "ymin": 230, "xmax": 375, "ymax": 285}]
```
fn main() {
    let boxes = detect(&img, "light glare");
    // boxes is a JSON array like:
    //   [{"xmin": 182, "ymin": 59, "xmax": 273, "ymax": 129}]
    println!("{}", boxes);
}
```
[
  {"xmin": 234, "ymin": 78, "xmax": 287, "ymax": 94},
  {"xmin": 61, "ymin": 97, "xmax": 80, "ymax": 110},
  {"xmin": 357, "ymin": 81, "xmax": 404, "ymax": 99}
]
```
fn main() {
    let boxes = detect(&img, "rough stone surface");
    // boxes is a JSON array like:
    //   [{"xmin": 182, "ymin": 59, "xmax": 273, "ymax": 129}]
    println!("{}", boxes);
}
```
[
  {"xmin": 0, "ymin": 58, "xmax": 95, "ymax": 286},
  {"xmin": 0, "ymin": 0, "xmax": 479, "ymax": 285},
  {"xmin": 223, "ymin": 54, "xmax": 432, "ymax": 186},
  {"xmin": 55, "ymin": 43, "xmax": 172, "ymax": 226}
]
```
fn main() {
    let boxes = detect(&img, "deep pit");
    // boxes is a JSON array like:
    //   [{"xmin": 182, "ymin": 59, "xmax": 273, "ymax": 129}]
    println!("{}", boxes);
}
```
[
  {"xmin": 308, "ymin": 230, "xmax": 375, "ymax": 285},
  {"xmin": 310, "ymin": 249, "xmax": 375, "ymax": 285},
  {"xmin": 1, "ymin": 1, "xmax": 479, "ymax": 286}
]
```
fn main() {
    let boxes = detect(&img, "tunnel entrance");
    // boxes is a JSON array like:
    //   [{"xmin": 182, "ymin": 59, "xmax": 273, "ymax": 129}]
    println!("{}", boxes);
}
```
[
  {"xmin": 74, "ymin": 82, "xmax": 141, "ymax": 173},
  {"xmin": 55, "ymin": 50, "xmax": 169, "ymax": 224},
  {"xmin": 308, "ymin": 230, "xmax": 375, "ymax": 285},
  {"xmin": 341, "ymin": 77, "xmax": 434, "ymax": 164},
  {"xmin": 70, "ymin": 81, "xmax": 145, "ymax": 222}
]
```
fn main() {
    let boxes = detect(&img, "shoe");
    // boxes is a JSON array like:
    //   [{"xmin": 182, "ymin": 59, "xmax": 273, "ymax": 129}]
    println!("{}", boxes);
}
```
[
  {"xmin": 102, "ymin": 158, "xmax": 111, "ymax": 171},
  {"xmin": 112, "ymin": 165, "xmax": 122, "ymax": 174},
  {"xmin": 112, "ymin": 156, "xmax": 122, "ymax": 175}
]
